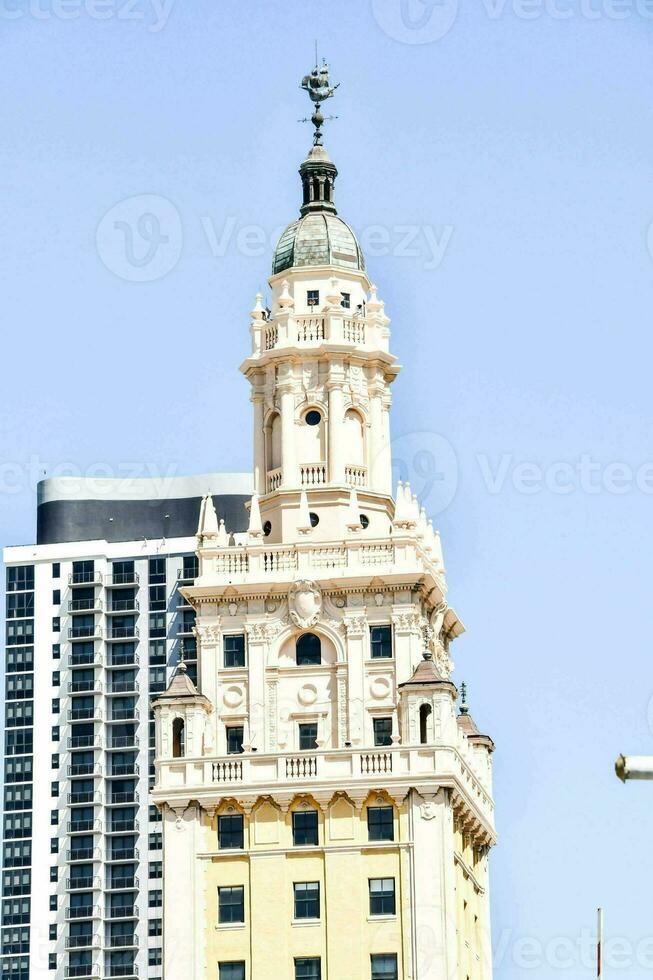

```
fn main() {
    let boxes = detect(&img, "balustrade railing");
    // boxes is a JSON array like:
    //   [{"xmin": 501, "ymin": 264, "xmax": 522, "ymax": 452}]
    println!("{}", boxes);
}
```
[
  {"xmin": 345, "ymin": 464, "xmax": 367, "ymax": 487},
  {"xmin": 300, "ymin": 463, "xmax": 327, "ymax": 487}
]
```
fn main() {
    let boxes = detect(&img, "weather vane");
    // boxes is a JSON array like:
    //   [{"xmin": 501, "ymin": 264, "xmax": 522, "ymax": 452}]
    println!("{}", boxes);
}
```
[{"xmin": 300, "ymin": 51, "xmax": 340, "ymax": 146}]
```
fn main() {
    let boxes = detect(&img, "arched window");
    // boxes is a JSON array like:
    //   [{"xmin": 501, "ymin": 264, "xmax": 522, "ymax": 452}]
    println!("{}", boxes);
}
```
[
  {"xmin": 172, "ymin": 718, "xmax": 185, "ymax": 758},
  {"xmin": 296, "ymin": 633, "xmax": 321, "ymax": 666},
  {"xmin": 268, "ymin": 413, "xmax": 281, "ymax": 471},
  {"xmin": 419, "ymin": 703, "xmax": 432, "ymax": 745},
  {"xmin": 344, "ymin": 409, "xmax": 365, "ymax": 466}
]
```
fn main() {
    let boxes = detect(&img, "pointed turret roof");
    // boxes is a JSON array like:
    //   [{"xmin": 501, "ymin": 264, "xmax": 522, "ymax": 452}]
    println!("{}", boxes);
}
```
[
  {"xmin": 398, "ymin": 651, "xmax": 456, "ymax": 695},
  {"xmin": 151, "ymin": 662, "xmax": 210, "ymax": 708},
  {"xmin": 457, "ymin": 685, "xmax": 495, "ymax": 751}
]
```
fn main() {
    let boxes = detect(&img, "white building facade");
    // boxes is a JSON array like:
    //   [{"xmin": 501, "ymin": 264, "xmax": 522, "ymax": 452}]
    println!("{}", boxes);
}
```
[
  {"xmin": 152, "ymin": 73, "xmax": 497, "ymax": 980},
  {"xmin": 2, "ymin": 474, "xmax": 251, "ymax": 980}
]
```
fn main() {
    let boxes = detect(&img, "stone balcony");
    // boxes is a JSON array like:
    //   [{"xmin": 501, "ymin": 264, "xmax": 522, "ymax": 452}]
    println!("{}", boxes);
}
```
[
  {"xmin": 191, "ymin": 533, "xmax": 445, "ymax": 594},
  {"xmin": 152, "ymin": 743, "xmax": 495, "ymax": 843},
  {"xmin": 251, "ymin": 311, "xmax": 391, "ymax": 359}
]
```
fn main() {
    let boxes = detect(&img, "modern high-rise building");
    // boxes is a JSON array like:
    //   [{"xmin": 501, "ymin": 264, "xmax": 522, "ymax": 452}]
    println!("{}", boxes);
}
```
[
  {"xmin": 2, "ymin": 473, "xmax": 251, "ymax": 980},
  {"xmin": 152, "ymin": 66, "xmax": 497, "ymax": 980}
]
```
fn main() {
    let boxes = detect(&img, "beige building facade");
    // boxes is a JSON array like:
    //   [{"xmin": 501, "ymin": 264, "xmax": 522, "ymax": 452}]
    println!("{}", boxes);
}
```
[{"xmin": 152, "ymin": 66, "xmax": 496, "ymax": 980}]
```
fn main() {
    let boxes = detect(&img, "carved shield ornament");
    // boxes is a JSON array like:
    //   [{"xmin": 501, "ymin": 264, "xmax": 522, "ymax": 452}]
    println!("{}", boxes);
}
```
[{"xmin": 289, "ymin": 579, "xmax": 322, "ymax": 629}]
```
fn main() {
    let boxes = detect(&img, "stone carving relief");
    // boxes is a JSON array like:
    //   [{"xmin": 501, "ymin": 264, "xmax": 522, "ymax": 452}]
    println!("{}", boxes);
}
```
[{"xmin": 288, "ymin": 579, "xmax": 323, "ymax": 629}]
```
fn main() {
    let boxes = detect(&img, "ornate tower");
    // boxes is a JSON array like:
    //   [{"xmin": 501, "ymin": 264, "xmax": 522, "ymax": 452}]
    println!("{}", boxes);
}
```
[{"xmin": 152, "ymin": 64, "xmax": 496, "ymax": 980}]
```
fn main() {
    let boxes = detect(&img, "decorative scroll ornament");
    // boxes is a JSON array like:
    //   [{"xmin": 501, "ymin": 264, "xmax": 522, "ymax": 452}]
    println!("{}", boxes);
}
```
[
  {"xmin": 288, "ymin": 579, "xmax": 322, "ymax": 629},
  {"xmin": 195, "ymin": 623, "xmax": 220, "ymax": 644},
  {"xmin": 343, "ymin": 615, "xmax": 367, "ymax": 637}
]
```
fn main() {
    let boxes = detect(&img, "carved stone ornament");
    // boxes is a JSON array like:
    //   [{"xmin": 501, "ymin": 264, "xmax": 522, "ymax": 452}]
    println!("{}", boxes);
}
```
[
  {"xmin": 288, "ymin": 579, "xmax": 322, "ymax": 629},
  {"xmin": 196, "ymin": 623, "xmax": 220, "ymax": 644},
  {"xmin": 420, "ymin": 800, "xmax": 437, "ymax": 820}
]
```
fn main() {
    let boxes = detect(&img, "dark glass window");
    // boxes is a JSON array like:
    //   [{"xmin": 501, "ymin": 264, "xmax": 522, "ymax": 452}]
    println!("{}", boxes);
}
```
[
  {"xmin": 305, "ymin": 410, "xmax": 321, "ymax": 426},
  {"xmin": 370, "ymin": 626, "xmax": 393, "ymax": 659},
  {"xmin": 6, "ymin": 567, "xmax": 34, "ymax": 593},
  {"xmin": 7, "ymin": 594, "xmax": 34, "ymax": 620},
  {"xmin": 182, "ymin": 555, "xmax": 199, "ymax": 580},
  {"xmin": 149, "ymin": 557, "xmax": 166, "ymax": 584},
  {"xmin": 149, "ymin": 585, "xmax": 166, "ymax": 611},
  {"xmin": 148, "ymin": 949, "xmax": 162, "ymax": 966},
  {"xmin": 293, "ymin": 882, "xmax": 320, "ymax": 920},
  {"xmin": 149, "ymin": 889, "xmax": 162, "ymax": 908},
  {"xmin": 295, "ymin": 958, "xmax": 321, "ymax": 979},
  {"xmin": 298, "ymin": 723, "xmax": 318, "ymax": 752},
  {"xmin": 72, "ymin": 560, "xmax": 94, "ymax": 584},
  {"xmin": 373, "ymin": 718, "xmax": 393, "ymax": 747},
  {"xmin": 371, "ymin": 954, "xmax": 398, "ymax": 979},
  {"xmin": 218, "ymin": 886, "xmax": 244, "ymax": 924},
  {"xmin": 226, "ymin": 727, "xmax": 244, "ymax": 755},
  {"xmin": 149, "ymin": 612, "xmax": 166, "ymax": 638},
  {"xmin": 292, "ymin": 810, "xmax": 318, "ymax": 846},
  {"xmin": 6, "ymin": 648, "xmax": 34, "ymax": 672},
  {"xmin": 369, "ymin": 878, "xmax": 396, "ymax": 916},
  {"xmin": 340, "ymin": 292, "xmax": 350, "ymax": 309},
  {"xmin": 218, "ymin": 814, "xmax": 244, "ymax": 850},
  {"xmin": 296, "ymin": 633, "xmax": 321, "ymax": 666},
  {"xmin": 52, "ymin": 590, "xmax": 60, "ymax": 605},
  {"xmin": 307, "ymin": 290, "xmax": 319, "ymax": 307},
  {"xmin": 219, "ymin": 964, "xmax": 245, "ymax": 980},
  {"xmin": 224, "ymin": 634, "xmax": 246, "ymax": 669},
  {"xmin": 148, "ymin": 919, "xmax": 162, "ymax": 937},
  {"xmin": 367, "ymin": 806, "xmax": 394, "ymax": 842},
  {"xmin": 4, "ymin": 758, "xmax": 32, "ymax": 783},
  {"xmin": 6, "ymin": 621, "xmax": 34, "ymax": 646}
]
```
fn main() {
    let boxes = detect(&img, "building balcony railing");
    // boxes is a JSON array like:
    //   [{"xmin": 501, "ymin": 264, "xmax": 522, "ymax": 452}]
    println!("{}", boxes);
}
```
[
  {"xmin": 107, "ymin": 627, "xmax": 139, "ymax": 640},
  {"xmin": 65, "ymin": 966, "xmax": 100, "ymax": 978},
  {"xmin": 69, "ymin": 598, "xmax": 103, "ymax": 612},
  {"xmin": 107, "ymin": 681, "xmax": 139, "ymax": 695},
  {"xmin": 68, "ymin": 735, "xmax": 102, "ymax": 750},
  {"xmin": 67, "ymin": 819, "xmax": 102, "ymax": 834},
  {"xmin": 65, "ymin": 935, "xmax": 101, "ymax": 949},
  {"xmin": 104, "ymin": 967, "xmax": 138, "ymax": 978},
  {"xmin": 108, "ymin": 651, "xmax": 139, "ymax": 667},
  {"xmin": 69, "ymin": 626, "xmax": 103, "ymax": 640},
  {"xmin": 65, "ymin": 904, "xmax": 102, "ymax": 920},
  {"xmin": 68, "ymin": 763, "xmax": 102, "ymax": 777},
  {"xmin": 252, "ymin": 311, "xmax": 385, "ymax": 357},
  {"xmin": 109, "ymin": 763, "xmax": 139, "ymax": 778},
  {"xmin": 69, "ymin": 571, "xmax": 102, "ymax": 586},
  {"xmin": 69, "ymin": 680, "xmax": 103, "ymax": 694},
  {"xmin": 105, "ymin": 934, "xmax": 139, "ymax": 949},
  {"xmin": 106, "ymin": 876, "xmax": 139, "ymax": 892},
  {"xmin": 177, "ymin": 567, "xmax": 198, "ymax": 583},
  {"xmin": 107, "ymin": 571, "xmax": 139, "ymax": 587},
  {"xmin": 66, "ymin": 875, "xmax": 102, "ymax": 891},
  {"xmin": 194, "ymin": 533, "xmax": 442, "ymax": 593},
  {"xmin": 69, "ymin": 651, "xmax": 103, "ymax": 668},
  {"xmin": 152, "ymin": 744, "xmax": 495, "ymax": 837},
  {"xmin": 67, "ymin": 791, "xmax": 102, "ymax": 807},
  {"xmin": 68, "ymin": 708, "xmax": 102, "ymax": 722},
  {"xmin": 66, "ymin": 846, "xmax": 102, "ymax": 862},
  {"xmin": 107, "ymin": 820, "xmax": 139, "ymax": 836},
  {"xmin": 107, "ymin": 735, "xmax": 139, "ymax": 750},
  {"xmin": 109, "ymin": 708, "xmax": 139, "ymax": 722},
  {"xmin": 107, "ymin": 847, "xmax": 139, "ymax": 862},
  {"xmin": 107, "ymin": 600, "xmax": 139, "ymax": 614},
  {"xmin": 105, "ymin": 906, "xmax": 136, "ymax": 920},
  {"xmin": 109, "ymin": 791, "xmax": 139, "ymax": 806}
]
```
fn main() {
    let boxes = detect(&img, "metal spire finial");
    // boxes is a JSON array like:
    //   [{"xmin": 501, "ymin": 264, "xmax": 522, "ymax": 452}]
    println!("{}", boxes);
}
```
[
  {"xmin": 300, "ymin": 57, "xmax": 340, "ymax": 146},
  {"xmin": 460, "ymin": 681, "xmax": 469, "ymax": 714}
]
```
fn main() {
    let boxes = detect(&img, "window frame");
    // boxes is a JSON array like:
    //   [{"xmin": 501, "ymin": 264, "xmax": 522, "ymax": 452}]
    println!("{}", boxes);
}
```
[
  {"xmin": 370, "ymin": 625, "xmax": 393, "ymax": 660},
  {"xmin": 218, "ymin": 885, "xmax": 245, "ymax": 925},
  {"xmin": 367, "ymin": 805, "xmax": 395, "ymax": 842},
  {"xmin": 293, "ymin": 881, "xmax": 320, "ymax": 921},
  {"xmin": 369, "ymin": 878, "xmax": 396, "ymax": 917}
]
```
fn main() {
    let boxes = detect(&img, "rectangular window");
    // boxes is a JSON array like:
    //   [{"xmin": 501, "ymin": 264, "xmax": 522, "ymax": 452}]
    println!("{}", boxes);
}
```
[
  {"xmin": 4, "ymin": 758, "xmax": 33, "ymax": 783},
  {"xmin": 148, "ymin": 949, "xmax": 162, "ymax": 967},
  {"xmin": 307, "ymin": 290, "xmax": 319, "ymax": 307},
  {"xmin": 293, "ymin": 882, "xmax": 320, "ymax": 920},
  {"xmin": 6, "ymin": 621, "xmax": 34, "ymax": 646},
  {"xmin": 224, "ymin": 634, "xmax": 246, "ymax": 669},
  {"xmin": 367, "ymin": 806, "xmax": 394, "ymax": 842},
  {"xmin": 218, "ymin": 814, "xmax": 244, "ymax": 850},
  {"xmin": 6, "ymin": 648, "xmax": 34, "ymax": 672},
  {"xmin": 226, "ymin": 727, "xmax": 244, "ymax": 755},
  {"xmin": 219, "ymin": 964, "xmax": 245, "ymax": 980},
  {"xmin": 149, "ymin": 557, "xmax": 166, "ymax": 584},
  {"xmin": 7, "ymin": 566, "xmax": 34, "ymax": 593},
  {"xmin": 149, "ymin": 585, "xmax": 166, "ymax": 611},
  {"xmin": 148, "ymin": 833, "xmax": 162, "ymax": 850},
  {"xmin": 52, "ymin": 643, "xmax": 60, "ymax": 660},
  {"xmin": 6, "ymin": 594, "xmax": 34, "ymax": 620},
  {"xmin": 182, "ymin": 555, "xmax": 199, "ymax": 580},
  {"xmin": 295, "ymin": 958, "xmax": 321, "ymax": 980},
  {"xmin": 373, "ymin": 717, "xmax": 393, "ymax": 747},
  {"xmin": 148, "ymin": 862, "xmax": 162, "ymax": 879},
  {"xmin": 218, "ymin": 885, "xmax": 244, "ymax": 924},
  {"xmin": 292, "ymin": 810, "xmax": 318, "ymax": 846},
  {"xmin": 52, "ymin": 562, "xmax": 60, "ymax": 578},
  {"xmin": 371, "ymin": 954, "xmax": 398, "ymax": 979},
  {"xmin": 369, "ymin": 878, "xmax": 396, "ymax": 916},
  {"xmin": 148, "ymin": 889, "xmax": 162, "ymax": 908},
  {"xmin": 148, "ymin": 918, "xmax": 162, "ymax": 937},
  {"xmin": 149, "ymin": 612, "xmax": 166, "ymax": 638},
  {"xmin": 370, "ymin": 625, "xmax": 393, "ymax": 659},
  {"xmin": 298, "ymin": 723, "xmax": 318, "ymax": 752},
  {"xmin": 72, "ymin": 560, "xmax": 94, "ymax": 584},
  {"xmin": 340, "ymin": 292, "xmax": 351, "ymax": 309},
  {"xmin": 52, "ymin": 590, "xmax": 60, "ymax": 605}
]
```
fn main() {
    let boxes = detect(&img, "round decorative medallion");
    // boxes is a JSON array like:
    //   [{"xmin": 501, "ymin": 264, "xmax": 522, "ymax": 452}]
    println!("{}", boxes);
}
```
[
  {"xmin": 298, "ymin": 683, "xmax": 318, "ymax": 707},
  {"xmin": 223, "ymin": 686, "xmax": 244, "ymax": 709},
  {"xmin": 370, "ymin": 676, "xmax": 391, "ymax": 700},
  {"xmin": 228, "ymin": 602, "xmax": 238, "ymax": 617},
  {"xmin": 334, "ymin": 596, "xmax": 346, "ymax": 608}
]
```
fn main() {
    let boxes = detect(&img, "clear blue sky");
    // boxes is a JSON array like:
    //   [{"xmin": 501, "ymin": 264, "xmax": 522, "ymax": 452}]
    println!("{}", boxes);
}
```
[{"xmin": 2, "ymin": 1, "xmax": 653, "ymax": 976}]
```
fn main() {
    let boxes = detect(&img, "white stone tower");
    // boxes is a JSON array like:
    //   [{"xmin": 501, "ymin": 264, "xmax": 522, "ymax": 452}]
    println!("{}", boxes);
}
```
[{"xmin": 152, "ymin": 63, "xmax": 496, "ymax": 980}]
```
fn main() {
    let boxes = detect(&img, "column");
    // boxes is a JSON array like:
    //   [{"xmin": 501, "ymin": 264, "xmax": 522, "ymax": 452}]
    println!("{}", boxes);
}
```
[
  {"xmin": 369, "ymin": 385, "xmax": 387, "ymax": 492},
  {"xmin": 252, "ymin": 394, "xmax": 265, "ymax": 494},
  {"xmin": 328, "ymin": 382, "xmax": 345, "ymax": 484},
  {"xmin": 162, "ymin": 804, "xmax": 204, "ymax": 980},
  {"xmin": 279, "ymin": 385, "xmax": 297, "ymax": 489}
]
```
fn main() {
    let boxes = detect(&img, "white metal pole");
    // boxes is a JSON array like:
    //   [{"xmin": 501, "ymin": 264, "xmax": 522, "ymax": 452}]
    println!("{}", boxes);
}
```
[
  {"xmin": 597, "ymin": 907, "xmax": 603, "ymax": 980},
  {"xmin": 615, "ymin": 755, "xmax": 653, "ymax": 781}
]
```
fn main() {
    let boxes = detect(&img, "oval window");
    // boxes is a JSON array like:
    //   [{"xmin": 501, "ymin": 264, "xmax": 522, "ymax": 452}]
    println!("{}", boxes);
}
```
[
  {"xmin": 305, "ymin": 410, "xmax": 322, "ymax": 426},
  {"xmin": 360, "ymin": 514, "xmax": 370, "ymax": 529},
  {"xmin": 263, "ymin": 521, "xmax": 272, "ymax": 537},
  {"xmin": 309, "ymin": 512, "xmax": 319, "ymax": 528}
]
